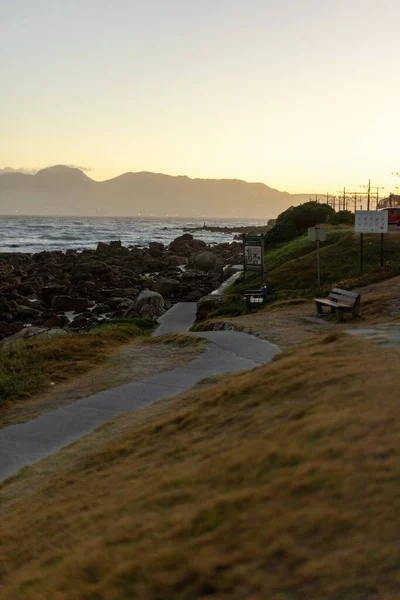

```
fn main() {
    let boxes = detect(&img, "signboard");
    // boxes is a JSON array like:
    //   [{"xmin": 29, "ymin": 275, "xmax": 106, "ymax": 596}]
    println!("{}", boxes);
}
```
[
  {"xmin": 245, "ymin": 245, "xmax": 262, "ymax": 266},
  {"xmin": 243, "ymin": 234, "xmax": 265, "ymax": 279},
  {"xmin": 308, "ymin": 227, "xmax": 327, "ymax": 242},
  {"xmin": 355, "ymin": 210, "xmax": 388, "ymax": 233}
]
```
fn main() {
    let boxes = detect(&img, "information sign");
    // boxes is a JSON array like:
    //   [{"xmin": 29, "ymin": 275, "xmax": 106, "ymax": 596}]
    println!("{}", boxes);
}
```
[{"xmin": 355, "ymin": 211, "xmax": 388, "ymax": 234}]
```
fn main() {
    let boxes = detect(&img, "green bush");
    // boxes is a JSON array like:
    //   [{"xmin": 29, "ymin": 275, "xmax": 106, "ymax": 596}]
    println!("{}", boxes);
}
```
[
  {"xmin": 265, "ymin": 201, "xmax": 335, "ymax": 246},
  {"xmin": 330, "ymin": 210, "xmax": 354, "ymax": 225}
]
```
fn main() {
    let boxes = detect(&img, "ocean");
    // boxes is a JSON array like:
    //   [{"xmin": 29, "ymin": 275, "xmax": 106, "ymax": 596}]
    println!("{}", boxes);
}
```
[{"xmin": 0, "ymin": 216, "xmax": 267, "ymax": 254}]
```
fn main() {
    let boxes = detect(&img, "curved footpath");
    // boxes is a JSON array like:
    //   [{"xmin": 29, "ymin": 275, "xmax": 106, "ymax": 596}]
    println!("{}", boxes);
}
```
[{"xmin": 0, "ymin": 303, "xmax": 280, "ymax": 482}]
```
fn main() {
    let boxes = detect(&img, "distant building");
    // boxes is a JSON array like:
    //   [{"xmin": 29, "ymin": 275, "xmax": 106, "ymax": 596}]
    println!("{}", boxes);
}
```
[{"xmin": 377, "ymin": 193, "xmax": 400, "ymax": 209}]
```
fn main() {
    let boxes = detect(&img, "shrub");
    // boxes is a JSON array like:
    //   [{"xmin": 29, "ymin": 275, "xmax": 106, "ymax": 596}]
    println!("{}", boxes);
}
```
[{"xmin": 265, "ymin": 201, "xmax": 335, "ymax": 246}]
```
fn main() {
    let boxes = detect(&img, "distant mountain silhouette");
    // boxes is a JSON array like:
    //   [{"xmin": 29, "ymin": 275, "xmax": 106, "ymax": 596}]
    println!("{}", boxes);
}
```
[{"xmin": 0, "ymin": 165, "xmax": 310, "ymax": 218}]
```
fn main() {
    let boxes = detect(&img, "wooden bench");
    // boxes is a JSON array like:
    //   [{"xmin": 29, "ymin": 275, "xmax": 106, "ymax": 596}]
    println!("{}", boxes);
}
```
[{"xmin": 314, "ymin": 288, "xmax": 361, "ymax": 322}]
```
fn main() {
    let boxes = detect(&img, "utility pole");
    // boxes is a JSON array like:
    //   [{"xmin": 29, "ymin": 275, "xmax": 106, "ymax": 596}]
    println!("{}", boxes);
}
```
[
  {"xmin": 376, "ymin": 187, "xmax": 384, "ymax": 210},
  {"xmin": 360, "ymin": 179, "xmax": 371, "ymax": 210}
]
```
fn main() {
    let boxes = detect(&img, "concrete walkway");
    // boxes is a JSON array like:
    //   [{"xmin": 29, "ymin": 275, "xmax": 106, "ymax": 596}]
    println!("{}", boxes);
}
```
[{"xmin": 0, "ymin": 303, "xmax": 280, "ymax": 482}]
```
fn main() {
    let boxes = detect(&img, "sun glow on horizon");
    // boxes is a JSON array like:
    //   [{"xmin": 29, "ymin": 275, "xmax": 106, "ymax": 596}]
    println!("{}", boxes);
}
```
[{"xmin": 2, "ymin": 0, "xmax": 400, "ymax": 197}]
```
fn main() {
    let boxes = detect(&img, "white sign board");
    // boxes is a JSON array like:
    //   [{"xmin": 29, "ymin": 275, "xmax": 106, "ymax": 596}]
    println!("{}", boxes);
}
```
[
  {"xmin": 245, "ymin": 245, "xmax": 262, "ymax": 265},
  {"xmin": 308, "ymin": 227, "xmax": 327, "ymax": 242},
  {"xmin": 355, "ymin": 210, "xmax": 388, "ymax": 234}
]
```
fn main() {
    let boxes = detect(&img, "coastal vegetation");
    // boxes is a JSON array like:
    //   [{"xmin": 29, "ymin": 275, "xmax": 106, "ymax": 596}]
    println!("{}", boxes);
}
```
[
  {"xmin": 0, "ymin": 318, "xmax": 154, "ymax": 405},
  {"xmin": 197, "ymin": 226, "xmax": 400, "ymax": 324},
  {"xmin": 1, "ymin": 334, "xmax": 400, "ymax": 598}
]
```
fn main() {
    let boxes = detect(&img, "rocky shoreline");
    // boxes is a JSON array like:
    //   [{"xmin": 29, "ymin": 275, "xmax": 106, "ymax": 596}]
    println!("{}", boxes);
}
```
[{"xmin": 0, "ymin": 233, "xmax": 243, "ymax": 342}]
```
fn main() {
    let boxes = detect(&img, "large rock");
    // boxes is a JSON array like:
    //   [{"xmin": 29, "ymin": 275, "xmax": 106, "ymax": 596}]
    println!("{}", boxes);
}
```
[
  {"xmin": 192, "ymin": 251, "xmax": 217, "ymax": 271},
  {"xmin": 152, "ymin": 278, "xmax": 180, "ymax": 297},
  {"xmin": 51, "ymin": 295, "xmax": 90, "ymax": 312},
  {"xmin": 149, "ymin": 241, "xmax": 164, "ymax": 258},
  {"xmin": 133, "ymin": 289, "xmax": 165, "ymax": 317},
  {"xmin": 169, "ymin": 233, "xmax": 194, "ymax": 253},
  {"xmin": 41, "ymin": 284, "xmax": 67, "ymax": 307},
  {"xmin": 196, "ymin": 295, "xmax": 224, "ymax": 322},
  {"xmin": 1, "ymin": 326, "xmax": 68, "ymax": 345}
]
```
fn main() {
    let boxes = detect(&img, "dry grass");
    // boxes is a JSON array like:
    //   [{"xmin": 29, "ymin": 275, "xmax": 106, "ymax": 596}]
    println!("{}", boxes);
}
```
[
  {"xmin": 1, "ymin": 334, "xmax": 400, "ymax": 598},
  {"xmin": 0, "ymin": 338, "xmax": 205, "ymax": 429},
  {"xmin": 145, "ymin": 333, "xmax": 208, "ymax": 347},
  {"xmin": 0, "ymin": 319, "xmax": 154, "ymax": 405}
]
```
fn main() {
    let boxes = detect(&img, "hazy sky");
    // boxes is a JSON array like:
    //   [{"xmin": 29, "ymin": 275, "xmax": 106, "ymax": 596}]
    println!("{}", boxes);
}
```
[{"xmin": 2, "ymin": 0, "xmax": 400, "ymax": 193}]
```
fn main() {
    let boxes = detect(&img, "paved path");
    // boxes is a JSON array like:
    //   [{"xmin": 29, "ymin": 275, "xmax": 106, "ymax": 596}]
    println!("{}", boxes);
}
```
[
  {"xmin": 347, "ymin": 324, "xmax": 400, "ymax": 348},
  {"xmin": 0, "ymin": 303, "xmax": 280, "ymax": 482}
]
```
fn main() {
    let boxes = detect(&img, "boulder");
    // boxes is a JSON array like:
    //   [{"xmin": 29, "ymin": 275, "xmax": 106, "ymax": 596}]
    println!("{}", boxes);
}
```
[
  {"xmin": 15, "ymin": 305, "xmax": 41, "ymax": 322},
  {"xmin": 1, "ymin": 326, "xmax": 68, "ymax": 345},
  {"xmin": 133, "ymin": 289, "xmax": 165, "ymax": 317},
  {"xmin": 93, "ymin": 304, "xmax": 111, "ymax": 315},
  {"xmin": 149, "ymin": 241, "xmax": 164, "ymax": 258},
  {"xmin": 152, "ymin": 278, "xmax": 180, "ymax": 297},
  {"xmin": 0, "ymin": 300, "xmax": 11, "ymax": 314},
  {"xmin": 52, "ymin": 295, "xmax": 90, "ymax": 312},
  {"xmin": 196, "ymin": 295, "xmax": 224, "ymax": 322},
  {"xmin": 69, "ymin": 315, "xmax": 88, "ymax": 329},
  {"xmin": 192, "ymin": 251, "xmax": 217, "ymax": 271},
  {"xmin": 43, "ymin": 315, "xmax": 67, "ymax": 328},
  {"xmin": 96, "ymin": 242, "xmax": 111, "ymax": 254},
  {"xmin": 41, "ymin": 284, "xmax": 67, "ymax": 307}
]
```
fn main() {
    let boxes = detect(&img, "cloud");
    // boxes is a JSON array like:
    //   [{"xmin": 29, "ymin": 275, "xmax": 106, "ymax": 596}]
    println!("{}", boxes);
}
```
[{"xmin": 0, "ymin": 165, "xmax": 92, "ymax": 176}]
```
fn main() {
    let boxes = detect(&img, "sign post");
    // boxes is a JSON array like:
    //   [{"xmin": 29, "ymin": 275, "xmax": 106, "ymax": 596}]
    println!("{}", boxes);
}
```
[
  {"xmin": 242, "ymin": 234, "xmax": 265, "ymax": 282},
  {"xmin": 355, "ymin": 210, "xmax": 388, "ymax": 275},
  {"xmin": 308, "ymin": 227, "xmax": 327, "ymax": 288}
]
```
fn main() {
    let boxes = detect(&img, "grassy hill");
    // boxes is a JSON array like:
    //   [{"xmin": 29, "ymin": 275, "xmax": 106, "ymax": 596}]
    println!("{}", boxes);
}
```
[
  {"xmin": 199, "ymin": 227, "xmax": 400, "ymax": 322},
  {"xmin": 1, "ymin": 333, "xmax": 400, "ymax": 598}
]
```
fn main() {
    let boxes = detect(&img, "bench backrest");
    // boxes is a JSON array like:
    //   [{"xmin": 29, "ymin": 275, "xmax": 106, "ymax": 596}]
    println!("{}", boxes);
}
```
[{"xmin": 328, "ymin": 288, "xmax": 360, "ymax": 306}]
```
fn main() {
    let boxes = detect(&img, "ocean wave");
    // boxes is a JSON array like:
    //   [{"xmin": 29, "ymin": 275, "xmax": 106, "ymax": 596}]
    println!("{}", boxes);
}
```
[{"xmin": 0, "ymin": 216, "xmax": 255, "ymax": 253}]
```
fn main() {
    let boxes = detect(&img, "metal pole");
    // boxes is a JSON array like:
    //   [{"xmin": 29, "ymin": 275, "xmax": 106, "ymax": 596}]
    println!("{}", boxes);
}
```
[
  {"xmin": 360, "ymin": 233, "xmax": 364, "ymax": 275},
  {"xmin": 317, "ymin": 237, "xmax": 321, "ymax": 288},
  {"xmin": 380, "ymin": 233, "xmax": 384, "ymax": 268},
  {"xmin": 242, "ymin": 234, "xmax": 246, "ymax": 282},
  {"xmin": 344, "ymin": 187, "xmax": 346, "ymax": 211},
  {"xmin": 261, "ymin": 234, "xmax": 265, "ymax": 284},
  {"xmin": 367, "ymin": 179, "xmax": 371, "ymax": 211}
]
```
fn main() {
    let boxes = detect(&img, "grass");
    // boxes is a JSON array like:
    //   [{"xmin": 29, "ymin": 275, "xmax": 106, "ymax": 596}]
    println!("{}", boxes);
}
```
[
  {"xmin": 199, "ymin": 229, "xmax": 400, "ymax": 323},
  {"xmin": 144, "ymin": 333, "xmax": 207, "ymax": 347},
  {"xmin": 1, "ymin": 334, "xmax": 400, "ymax": 598},
  {"xmin": 0, "ymin": 318, "xmax": 154, "ymax": 405}
]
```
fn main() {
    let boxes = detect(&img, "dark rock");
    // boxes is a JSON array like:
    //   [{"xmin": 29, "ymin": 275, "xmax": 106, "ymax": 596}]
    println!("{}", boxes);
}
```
[
  {"xmin": 43, "ymin": 315, "xmax": 65, "ymax": 328},
  {"xmin": 93, "ymin": 304, "xmax": 111, "ymax": 315},
  {"xmin": 0, "ymin": 300, "xmax": 11, "ymax": 314},
  {"xmin": 96, "ymin": 242, "xmax": 110, "ymax": 254},
  {"xmin": 0, "ymin": 313, "xmax": 12, "ymax": 323},
  {"xmin": 196, "ymin": 295, "xmax": 224, "ymax": 322},
  {"xmin": 110, "ymin": 240, "xmax": 122, "ymax": 249},
  {"xmin": 153, "ymin": 278, "xmax": 180, "ymax": 297},
  {"xmin": 41, "ymin": 284, "xmax": 67, "ymax": 307},
  {"xmin": 69, "ymin": 315, "xmax": 88, "ymax": 329},
  {"xmin": 15, "ymin": 305, "xmax": 41, "ymax": 322},
  {"xmin": 191, "ymin": 251, "xmax": 217, "ymax": 271},
  {"xmin": 52, "ymin": 295, "xmax": 90, "ymax": 312},
  {"xmin": 149, "ymin": 241, "xmax": 164, "ymax": 258}
]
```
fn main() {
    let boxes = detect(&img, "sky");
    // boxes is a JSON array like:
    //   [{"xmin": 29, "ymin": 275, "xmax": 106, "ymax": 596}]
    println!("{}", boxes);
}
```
[{"xmin": 1, "ymin": 0, "xmax": 400, "ymax": 194}]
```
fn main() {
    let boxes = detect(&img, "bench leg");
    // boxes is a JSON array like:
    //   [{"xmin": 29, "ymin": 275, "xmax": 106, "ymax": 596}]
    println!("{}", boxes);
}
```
[
  {"xmin": 315, "ymin": 301, "xmax": 324, "ymax": 315},
  {"xmin": 335, "ymin": 307, "xmax": 344, "ymax": 322}
]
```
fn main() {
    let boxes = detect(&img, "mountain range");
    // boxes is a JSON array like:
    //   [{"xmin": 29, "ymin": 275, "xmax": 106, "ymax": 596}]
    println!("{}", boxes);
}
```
[{"xmin": 0, "ymin": 165, "xmax": 310, "ymax": 218}]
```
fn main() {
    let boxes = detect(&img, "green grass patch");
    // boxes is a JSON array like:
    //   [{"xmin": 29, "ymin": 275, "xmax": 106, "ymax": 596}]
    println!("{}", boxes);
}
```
[
  {"xmin": 0, "ymin": 318, "xmax": 155, "ymax": 405},
  {"xmin": 196, "ymin": 229, "xmax": 400, "ymax": 322}
]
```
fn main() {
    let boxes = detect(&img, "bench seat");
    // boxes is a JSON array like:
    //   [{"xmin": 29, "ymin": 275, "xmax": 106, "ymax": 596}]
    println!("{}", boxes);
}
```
[{"xmin": 314, "ymin": 287, "xmax": 361, "ymax": 322}]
